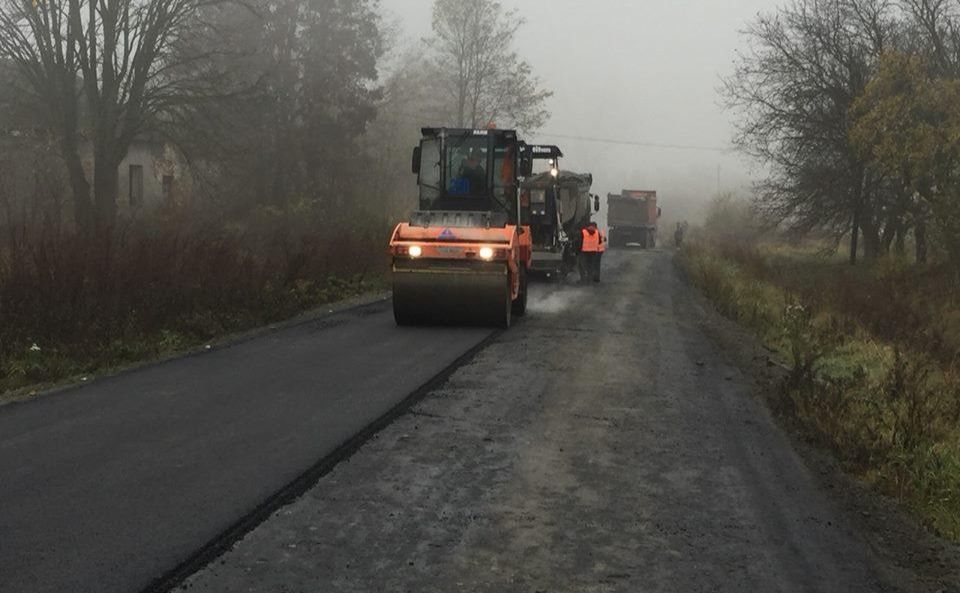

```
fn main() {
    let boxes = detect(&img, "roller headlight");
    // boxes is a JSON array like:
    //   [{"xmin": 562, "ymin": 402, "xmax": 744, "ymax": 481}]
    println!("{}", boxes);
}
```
[
  {"xmin": 479, "ymin": 247, "xmax": 495, "ymax": 260},
  {"xmin": 408, "ymin": 245, "xmax": 423, "ymax": 258}
]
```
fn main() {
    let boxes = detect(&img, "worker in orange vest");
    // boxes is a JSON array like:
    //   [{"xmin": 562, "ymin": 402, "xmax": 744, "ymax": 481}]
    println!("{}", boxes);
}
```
[{"xmin": 579, "ymin": 222, "xmax": 604, "ymax": 284}]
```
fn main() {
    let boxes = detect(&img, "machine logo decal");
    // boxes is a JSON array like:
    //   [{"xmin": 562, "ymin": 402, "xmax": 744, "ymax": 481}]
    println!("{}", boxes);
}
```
[{"xmin": 439, "ymin": 228, "xmax": 457, "ymax": 241}]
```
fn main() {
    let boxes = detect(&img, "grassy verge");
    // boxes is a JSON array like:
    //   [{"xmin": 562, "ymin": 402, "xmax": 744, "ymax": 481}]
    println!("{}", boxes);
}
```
[
  {"xmin": 0, "ymin": 214, "xmax": 390, "ymax": 400},
  {"xmin": 681, "ymin": 241, "xmax": 960, "ymax": 541}
]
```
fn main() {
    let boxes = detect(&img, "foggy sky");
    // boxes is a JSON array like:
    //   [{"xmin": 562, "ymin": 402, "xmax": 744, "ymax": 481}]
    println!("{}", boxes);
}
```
[{"xmin": 380, "ymin": 0, "xmax": 771, "ymax": 222}]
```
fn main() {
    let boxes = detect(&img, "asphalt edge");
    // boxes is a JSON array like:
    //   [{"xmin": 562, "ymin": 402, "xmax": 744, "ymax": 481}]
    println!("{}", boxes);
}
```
[
  {"xmin": 0, "ymin": 291, "xmax": 391, "ymax": 409},
  {"xmin": 139, "ymin": 326, "xmax": 503, "ymax": 593}
]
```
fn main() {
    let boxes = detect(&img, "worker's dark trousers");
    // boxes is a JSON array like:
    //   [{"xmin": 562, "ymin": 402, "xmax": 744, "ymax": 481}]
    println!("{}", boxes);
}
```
[{"xmin": 579, "ymin": 252, "xmax": 601, "ymax": 283}]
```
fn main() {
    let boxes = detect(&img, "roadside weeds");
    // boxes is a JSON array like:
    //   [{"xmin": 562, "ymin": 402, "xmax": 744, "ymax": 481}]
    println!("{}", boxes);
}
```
[{"xmin": 678, "ymin": 242, "xmax": 960, "ymax": 547}]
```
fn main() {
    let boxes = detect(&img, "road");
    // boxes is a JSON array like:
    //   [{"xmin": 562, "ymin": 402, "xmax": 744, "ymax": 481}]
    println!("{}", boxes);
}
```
[
  {"xmin": 175, "ymin": 249, "xmax": 956, "ymax": 593},
  {"xmin": 0, "ymin": 300, "xmax": 492, "ymax": 593},
  {"xmin": 3, "ymin": 249, "xmax": 956, "ymax": 593}
]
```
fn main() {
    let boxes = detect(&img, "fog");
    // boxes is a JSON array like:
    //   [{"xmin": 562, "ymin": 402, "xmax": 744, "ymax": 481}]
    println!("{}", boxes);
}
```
[{"xmin": 381, "ymin": 0, "xmax": 770, "ymax": 223}]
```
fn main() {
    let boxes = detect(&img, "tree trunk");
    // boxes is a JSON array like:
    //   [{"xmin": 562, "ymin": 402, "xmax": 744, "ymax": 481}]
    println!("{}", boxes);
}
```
[
  {"xmin": 849, "ymin": 172, "xmax": 867, "ymax": 265},
  {"xmin": 65, "ymin": 152, "xmax": 94, "ymax": 232},
  {"xmin": 59, "ymin": 132, "xmax": 94, "ymax": 232},
  {"xmin": 894, "ymin": 223, "xmax": 907, "ymax": 256},
  {"xmin": 861, "ymin": 219, "xmax": 881, "ymax": 260},
  {"xmin": 880, "ymin": 213, "xmax": 900, "ymax": 255},
  {"xmin": 93, "ymin": 155, "xmax": 119, "ymax": 230},
  {"xmin": 849, "ymin": 206, "xmax": 860, "ymax": 265}
]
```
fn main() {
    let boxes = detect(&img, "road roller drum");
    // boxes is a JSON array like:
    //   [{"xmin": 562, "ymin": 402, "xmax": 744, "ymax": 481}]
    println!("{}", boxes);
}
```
[{"xmin": 392, "ymin": 260, "xmax": 512, "ymax": 327}]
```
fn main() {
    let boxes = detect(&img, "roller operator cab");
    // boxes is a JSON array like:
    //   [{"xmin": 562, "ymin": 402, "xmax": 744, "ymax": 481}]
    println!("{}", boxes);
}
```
[{"xmin": 389, "ymin": 128, "xmax": 537, "ymax": 328}]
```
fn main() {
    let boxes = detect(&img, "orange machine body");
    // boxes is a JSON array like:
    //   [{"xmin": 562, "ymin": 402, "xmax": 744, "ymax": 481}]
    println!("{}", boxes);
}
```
[{"xmin": 390, "ymin": 221, "xmax": 531, "ymax": 301}]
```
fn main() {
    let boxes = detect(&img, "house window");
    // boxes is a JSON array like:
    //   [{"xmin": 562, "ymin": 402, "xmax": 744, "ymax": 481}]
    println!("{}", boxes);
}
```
[
  {"xmin": 162, "ymin": 175, "xmax": 174, "ymax": 203},
  {"xmin": 129, "ymin": 165, "xmax": 144, "ymax": 207}
]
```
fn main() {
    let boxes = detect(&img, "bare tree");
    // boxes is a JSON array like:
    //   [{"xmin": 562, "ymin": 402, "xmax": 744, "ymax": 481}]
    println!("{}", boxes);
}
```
[
  {"xmin": 0, "ymin": 0, "xmax": 220, "ymax": 230},
  {"xmin": 427, "ymin": 0, "xmax": 551, "ymax": 131},
  {"xmin": 902, "ymin": 0, "xmax": 960, "ymax": 72},
  {"xmin": 723, "ymin": 0, "xmax": 901, "ymax": 263}
]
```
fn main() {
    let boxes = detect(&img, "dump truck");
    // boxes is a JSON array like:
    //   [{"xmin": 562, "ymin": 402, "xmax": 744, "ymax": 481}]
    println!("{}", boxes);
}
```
[
  {"xmin": 389, "ymin": 127, "xmax": 558, "ymax": 327},
  {"xmin": 607, "ymin": 189, "xmax": 660, "ymax": 248},
  {"xmin": 522, "ymin": 169, "xmax": 598, "ymax": 279}
]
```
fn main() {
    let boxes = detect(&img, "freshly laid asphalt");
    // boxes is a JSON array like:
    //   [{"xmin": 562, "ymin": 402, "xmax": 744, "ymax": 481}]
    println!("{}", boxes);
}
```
[{"xmin": 0, "ymin": 302, "xmax": 492, "ymax": 593}]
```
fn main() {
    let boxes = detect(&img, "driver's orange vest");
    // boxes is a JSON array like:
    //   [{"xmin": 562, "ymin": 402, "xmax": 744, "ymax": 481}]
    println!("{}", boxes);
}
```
[{"xmin": 581, "ymin": 229, "xmax": 601, "ymax": 252}]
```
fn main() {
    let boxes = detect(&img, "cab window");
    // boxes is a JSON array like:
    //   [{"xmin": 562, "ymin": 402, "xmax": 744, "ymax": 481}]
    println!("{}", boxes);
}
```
[
  {"xmin": 418, "ymin": 138, "xmax": 441, "ymax": 208},
  {"xmin": 446, "ymin": 137, "xmax": 488, "ymax": 196}
]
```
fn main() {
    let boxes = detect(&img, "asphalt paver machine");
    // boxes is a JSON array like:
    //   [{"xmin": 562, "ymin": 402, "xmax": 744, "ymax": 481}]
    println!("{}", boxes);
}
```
[{"xmin": 522, "ymin": 168, "xmax": 597, "ymax": 279}]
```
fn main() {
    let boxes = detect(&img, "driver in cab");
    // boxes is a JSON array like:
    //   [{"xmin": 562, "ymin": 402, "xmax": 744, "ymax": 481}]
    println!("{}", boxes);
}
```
[{"xmin": 454, "ymin": 148, "xmax": 487, "ymax": 194}]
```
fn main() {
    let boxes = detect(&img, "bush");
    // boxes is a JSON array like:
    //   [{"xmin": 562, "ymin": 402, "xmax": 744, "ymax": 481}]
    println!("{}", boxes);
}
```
[{"xmin": 0, "ymin": 212, "xmax": 389, "ymax": 394}]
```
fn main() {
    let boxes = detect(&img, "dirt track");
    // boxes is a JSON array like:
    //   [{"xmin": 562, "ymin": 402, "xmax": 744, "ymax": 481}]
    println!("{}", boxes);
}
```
[{"xmin": 178, "ymin": 249, "xmax": 959, "ymax": 593}]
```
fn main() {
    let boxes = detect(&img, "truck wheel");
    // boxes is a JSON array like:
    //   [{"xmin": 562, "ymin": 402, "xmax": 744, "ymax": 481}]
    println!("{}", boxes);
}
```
[{"xmin": 512, "ymin": 266, "xmax": 528, "ymax": 317}]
